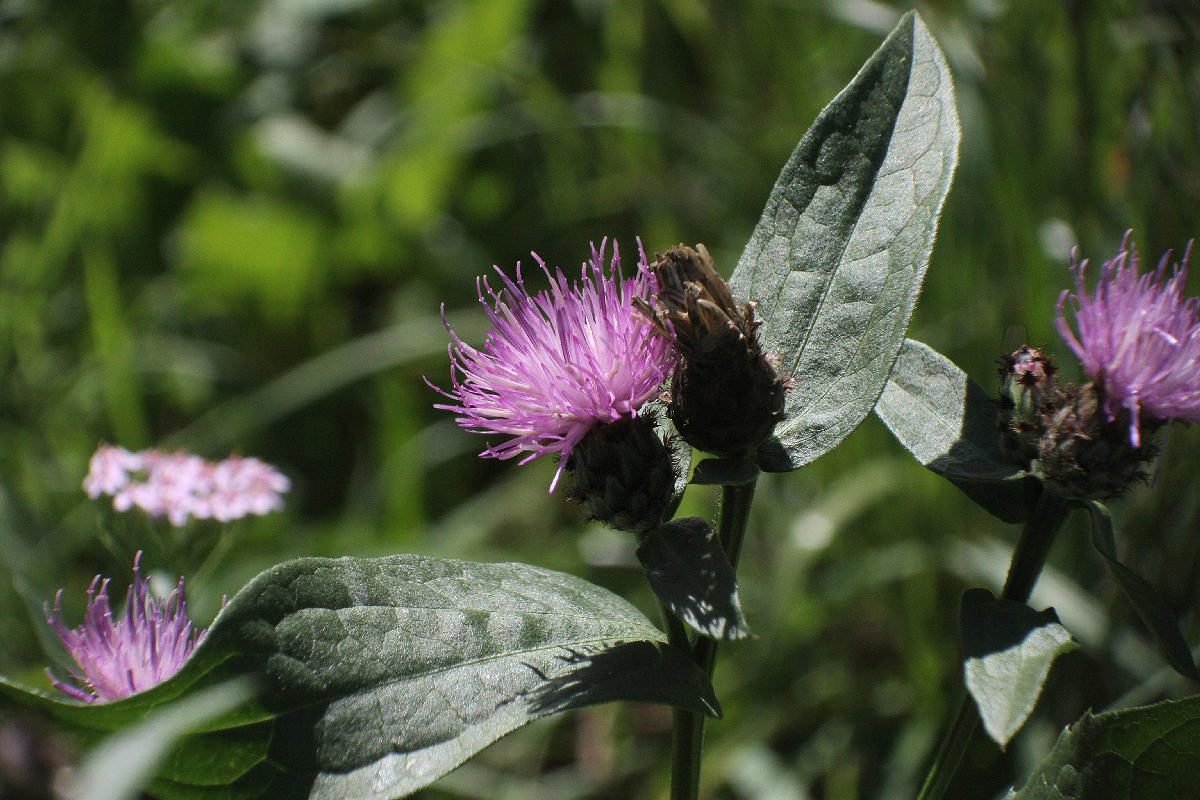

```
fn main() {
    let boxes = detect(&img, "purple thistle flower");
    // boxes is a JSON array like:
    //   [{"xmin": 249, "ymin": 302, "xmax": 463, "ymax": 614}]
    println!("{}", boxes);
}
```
[
  {"xmin": 431, "ymin": 239, "xmax": 677, "ymax": 492},
  {"xmin": 44, "ymin": 553, "xmax": 208, "ymax": 703},
  {"xmin": 1056, "ymin": 232, "xmax": 1200, "ymax": 447}
]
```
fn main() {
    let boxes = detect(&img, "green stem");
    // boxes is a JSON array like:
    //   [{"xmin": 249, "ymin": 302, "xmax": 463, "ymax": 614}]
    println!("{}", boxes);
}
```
[
  {"xmin": 915, "ymin": 490, "xmax": 1072, "ymax": 800},
  {"xmin": 669, "ymin": 480, "xmax": 757, "ymax": 800},
  {"xmin": 1000, "ymin": 492, "xmax": 1071, "ymax": 602},
  {"xmin": 694, "ymin": 482, "xmax": 756, "ymax": 680},
  {"xmin": 665, "ymin": 605, "xmax": 701, "ymax": 800}
]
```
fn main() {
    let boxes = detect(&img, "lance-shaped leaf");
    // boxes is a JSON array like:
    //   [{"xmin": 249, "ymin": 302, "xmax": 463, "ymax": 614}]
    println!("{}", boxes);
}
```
[
  {"xmin": 876, "ymin": 338, "xmax": 1040, "ymax": 522},
  {"xmin": 1009, "ymin": 694, "xmax": 1200, "ymax": 800},
  {"xmin": 730, "ymin": 11, "xmax": 959, "ymax": 471},
  {"xmin": 1085, "ymin": 502, "xmax": 1199, "ymax": 681},
  {"xmin": 2, "ymin": 555, "xmax": 719, "ymax": 799},
  {"xmin": 960, "ymin": 589, "xmax": 1076, "ymax": 748},
  {"xmin": 637, "ymin": 517, "xmax": 751, "ymax": 640}
]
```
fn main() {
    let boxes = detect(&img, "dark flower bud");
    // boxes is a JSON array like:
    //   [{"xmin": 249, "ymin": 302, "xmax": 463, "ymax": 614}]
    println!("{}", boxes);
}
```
[
  {"xmin": 635, "ymin": 244, "xmax": 787, "ymax": 457},
  {"xmin": 567, "ymin": 411, "xmax": 684, "ymax": 535},
  {"xmin": 997, "ymin": 346, "xmax": 1057, "ymax": 466},
  {"xmin": 999, "ymin": 345, "xmax": 1057, "ymax": 421}
]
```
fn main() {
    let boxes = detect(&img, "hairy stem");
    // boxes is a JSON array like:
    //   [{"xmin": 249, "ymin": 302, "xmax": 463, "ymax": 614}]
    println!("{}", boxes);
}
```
[
  {"xmin": 915, "ymin": 490, "xmax": 1072, "ymax": 800},
  {"xmin": 670, "ymin": 479, "xmax": 757, "ymax": 800}
]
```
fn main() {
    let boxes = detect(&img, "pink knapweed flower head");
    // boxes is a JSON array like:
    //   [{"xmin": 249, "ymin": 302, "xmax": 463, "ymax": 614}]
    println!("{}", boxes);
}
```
[
  {"xmin": 84, "ymin": 445, "xmax": 289, "ymax": 526},
  {"xmin": 45, "ymin": 553, "xmax": 208, "ymax": 703},
  {"xmin": 431, "ymin": 239, "xmax": 676, "ymax": 492},
  {"xmin": 1056, "ymin": 232, "xmax": 1200, "ymax": 447}
]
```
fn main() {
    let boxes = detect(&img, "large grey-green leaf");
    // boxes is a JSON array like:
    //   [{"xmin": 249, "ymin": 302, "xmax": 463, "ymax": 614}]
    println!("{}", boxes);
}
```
[
  {"xmin": 730, "ymin": 12, "xmax": 959, "ymax": 471},
  {"xmin": 2, "ymin": 555, "xmax": 718, "ymax": 800},
  {"xmin": 876, "ymin": 338, "xmax": 1040, "ymax": 522},
  {"xmin": 960, "ymin": 589, "xmax": 1076, "ymax": 748},
  {"xmin": 224, "ymin": 556, "xmax": 718, "ymax": 799},
  {"xmin": 1009, "ymin": 694, "xmax": 1200, "ymax": 799}
]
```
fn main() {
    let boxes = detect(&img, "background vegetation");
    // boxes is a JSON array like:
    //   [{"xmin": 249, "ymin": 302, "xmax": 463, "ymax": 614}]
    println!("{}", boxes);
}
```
[{"xmin": 1, "ymin": 0, "xmax": 1198, "ymax": 797}]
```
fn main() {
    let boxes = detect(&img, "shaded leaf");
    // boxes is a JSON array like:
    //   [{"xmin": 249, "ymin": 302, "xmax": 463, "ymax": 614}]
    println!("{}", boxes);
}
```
[
  {"xmin": 875, "ymin": 338, "xmax": 1040, "ymax": 522},
  {"xmin": 1009, "ymin": 694, "xmax": 1200, "ymax": 800},
  {"xmin": 74, "ymin": 679, "xmax": 258, "ymax": 800},
  {"xmin": 637, "ymin": 518, "xmax": 751, "ymax": 640},
  {"xmin": 730, "ymin": 11, "xmax": 959, "ymax": 471},
  {"xmin": 0, "ymin": 650, "xmax": 268, "ymax": 734},
  {"xmin": 1085, "ymin": 502, "xmax": 1199, "ymax": 681},
  {"xmin": 691, "ymin": 457, "xmax": 760, "ymax": 486},
  {"xmin": 960, "ymin": 589, "xmax": 1076, "ymax": 747}
]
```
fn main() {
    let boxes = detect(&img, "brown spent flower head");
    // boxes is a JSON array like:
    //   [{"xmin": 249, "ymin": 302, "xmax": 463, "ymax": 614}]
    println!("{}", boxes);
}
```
[
  {"xmin": 1035, "ymin": 381, "xmax": 1158, "ymax": 501},
  {"xmin": 635, "ymin": 244, "xmax": 787, "ymax": 457},
  {"xmin": 996, "ymin": 346, "xmax": 1155, "ymax": 500}
]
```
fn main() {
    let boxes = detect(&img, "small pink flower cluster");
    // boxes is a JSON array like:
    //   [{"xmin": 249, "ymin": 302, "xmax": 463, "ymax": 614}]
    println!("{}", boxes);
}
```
[{"xmin": 84, "ymin": 445, "xmax": 290, "ymax": 526}]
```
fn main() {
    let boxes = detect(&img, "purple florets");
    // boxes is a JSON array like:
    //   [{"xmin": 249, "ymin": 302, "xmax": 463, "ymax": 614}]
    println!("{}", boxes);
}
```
[
  {"xmin": 1056, "ymin": 232, "xmax": 1200, "ymax": 447},
  {"xmin": 431, "ymin": 239, "xmax": 676, "ymax": 492},
  {"xmin": 45, "ymin": 553, "xmax": 208, "ymax": 703}
]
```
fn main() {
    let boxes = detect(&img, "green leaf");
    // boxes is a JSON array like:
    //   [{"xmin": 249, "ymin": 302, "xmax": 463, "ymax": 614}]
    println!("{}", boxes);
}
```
[
  {"xmin": 637, "ymin": 518, "xmax": 751, "ymax": 641},
  {"xmin": 1085, "ymin": 502, "xmax": 1199, "ymax": 682},
  {"xmin": 2, "ymin": 555, "xmax": 719, "ymax": 799},
  {"xmin": 0, "ymin": 644, "xmax": 273, "ymax": 792},
  {"xmin": 0, "ymin": 649, "xmax": 268, "ymax": 735},
  {"xmin": 875, "ymin": 338, "xmax": 1040, "ymax": 522},
  {"xmin": 223, "ymin": 555, "xmax": 719, "ymax": 798},
  {"xmin": 877, "ymin": 340, "xmax": 1014, "ymax": 479},
  {"xmin": 74, "ymin": 679, "xmax": 258, "ymax": 800},
  {"xmin": 690, "ymin": 456, "xmax": 760, "ymax": 486},
  {"xmin": 960, "ymin": 589, "xmax": 1076, "ymax": 748},
  {"xmin": 730, "ymin": 11, "xmax": 959, "ymax": 471},
  {"xmin": 1010, "ymin": 694, "xmax": 1200, "ymax": 800}
]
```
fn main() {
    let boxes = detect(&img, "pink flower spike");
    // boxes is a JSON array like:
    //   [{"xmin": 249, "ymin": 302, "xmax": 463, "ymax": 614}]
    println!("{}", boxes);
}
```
[
  {"xmin": 429, "ymin": 239, "xmax": 677, "ymax": 492},
  {"xmin": 44, "ymin": 553, "xmax": 208, "ymax": 703},
  {"xmin": 82, "ymin": 445, "xmax": 143, "ymax": 499},
  {"xmin": 83, "ymin": 446, "xmax": 289, "ymax": 526},
  {"xmin": 1056, "ymin": 232, "xmax": 1200, "ymax": 446}
]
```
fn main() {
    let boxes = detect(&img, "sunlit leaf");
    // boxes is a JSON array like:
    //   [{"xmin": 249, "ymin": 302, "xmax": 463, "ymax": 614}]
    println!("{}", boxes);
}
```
[
  {"xmin": 960, "ymin": 589, "xmax": 1076, "ymax": 747},
  {"xmin": 876, "ymin": 338, "xmax": 1040, "ymax": 522},
  {"xmin": 730, "ymin": 11, "xmax": 959, "ymax": 471}
]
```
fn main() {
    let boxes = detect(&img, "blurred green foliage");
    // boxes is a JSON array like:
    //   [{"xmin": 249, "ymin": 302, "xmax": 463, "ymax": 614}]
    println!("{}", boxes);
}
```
[{"xmin": 1, "ymin": 0, "xmax": 1198, "ymax": 798}]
